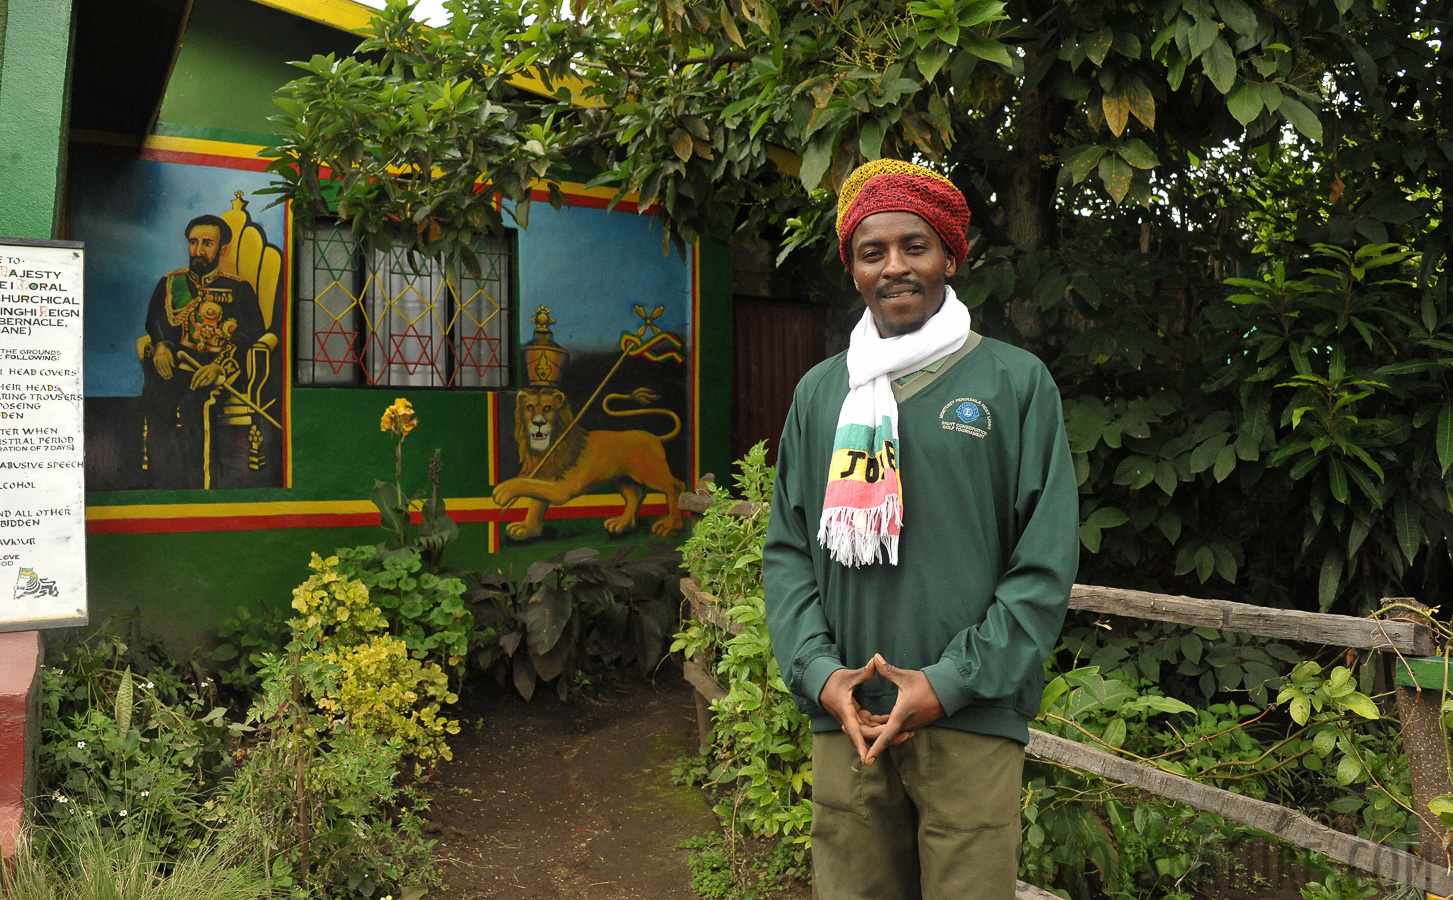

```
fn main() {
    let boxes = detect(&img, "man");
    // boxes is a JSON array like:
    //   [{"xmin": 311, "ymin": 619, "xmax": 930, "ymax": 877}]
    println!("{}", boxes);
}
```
[
  {"xmin": 763, "ymin": 159, "xmax": 1079, "ymax": 900},
  {"xmin": 139, "ymin": 214, "xmax": 266, "ymax": 488}
]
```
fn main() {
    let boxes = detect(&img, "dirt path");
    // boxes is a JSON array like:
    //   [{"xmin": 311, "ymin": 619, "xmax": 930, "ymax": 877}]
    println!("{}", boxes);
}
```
[{"xmin": 424, "ymin": 670, "xmax": 719, "ymax": 900}]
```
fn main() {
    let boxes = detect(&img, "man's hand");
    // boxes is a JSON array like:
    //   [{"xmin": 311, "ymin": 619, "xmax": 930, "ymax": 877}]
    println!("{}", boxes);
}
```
[
  {"xmin": 189, "ymin": 362, "xmax": 226, "ymax": 390},
  {"xmin": 861, "ymin": 653, "xmax": 944, "ymax": 765},
  {"xmin": 153, "ymin": 344, "xmax": 174, "ymax": 379},
  {"xmin": 818, "ymin": 659, "xmax": 880, "ymax": 764}
]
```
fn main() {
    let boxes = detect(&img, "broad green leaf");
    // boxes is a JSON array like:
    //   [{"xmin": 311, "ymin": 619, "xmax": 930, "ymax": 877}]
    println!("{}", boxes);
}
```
[
  {"xmin": 1194, "ymin": 546, "xmax": 1215, "ymax": 582},
  {"xmin": 1341, "ymin": 693, "xmax": 1380, "ymax": 720},
  {"xmin": 859, "ymin": 119, "xmax": 886, "ymax": 160},
  {"xmin": 1154, "ymin": 459, "xmax": 1178, "ymax": 495},
  {"xmin": 1087, "ymin": 507, "xmax": 1130, "ymax": 529},
  {"xmin": 1318, "ymin": 549, "xmax": 1343, "ymax": 611},
  {"xmin": 1125, "ymin": 78, "xmax": 1155, "ymax": 130},
  {"xmin": 1437, "ymin": 402, "xmax": 1453, "ymax": 474},
  {"xmin": 916, "ymin": 42, "xmax": 952, "ymax": 81},
  {"xmin": 1227, "ymin": 82, "xmax": 1263, "ymax": 126},
  {"xmin": 959, "ymin": 33, "xmax": 1012, "ymax": 68},
  {"xmin": 1079, "ymin": 523, "xmax": 1103, "ymax": 553},
  {"xmin": 1098, "ymin": 155, "xmax": 1134, "ymax": 203},
  {"xmin": 524, "ymin": 585, "xmax": 573, "ymax": 656},
  {"xmin": 798, "ymin": 136, "xmax": 833, "ymax": 190},
  {"xmin": 1083, "ymin": 27, "xmax": 1113, "ymax": 66},
  {"xmin": 1213, "ymin": 0, "xmax": 1259, "ymax": 34},
  {"xmin": 1429, "ymin": 794, "xmax": 1453, "ymax": 828},
  {"xmin": 1180, "ymin": 632, "xmax": 1203, "ymax": 664},
  {"xmin": 1328, "ymin": 459, "xmax": 1348, "ymax": 504},
  {"xmin": 1117, "ymin": 138, "xmax": 1159, "ymax": 169},
  {"xmin": 1102, "ymin": 717, "xmax": 1127, "ymax": 748},
  {"xmin": 1064, "ymin": 145, "xmax": 1107, "ymax": 183},
  {"xmin": 1394, "ymin": 493, "xmax": 1423, "ymax": 565},
  {"xmin": 1213, "ymin": 445, "xmax": 1236, "ymax": 482},
  {"xmin": 1336, "ymin": 755, "xmax": 1364, "ymax": 785},
  {"xmin": 1279, "ymin": 96, "xmax": 1323, "ymax": 142},
  {"xmin": 1103, "ymin": 89, "xmax": 1130, "ymax": 136},
  {"xmin": 719, "ymin": 1, "xmax": 746, "ymax": 48},
  {"xmin": 1201, "ymin": 38, "xmax": 1236, "ymax": 95}
]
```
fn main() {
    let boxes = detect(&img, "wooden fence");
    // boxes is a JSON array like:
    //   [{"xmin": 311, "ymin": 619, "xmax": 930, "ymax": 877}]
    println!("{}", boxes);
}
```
[{"xmin": 676, "ymin": 487, "xmax": 1453, "ymax": 898}]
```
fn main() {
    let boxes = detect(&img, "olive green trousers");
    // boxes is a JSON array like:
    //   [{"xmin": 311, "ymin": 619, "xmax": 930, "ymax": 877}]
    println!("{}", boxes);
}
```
[{"xmin": 810, "ymin": 728, "xmax": 1024, "ymax": 900}]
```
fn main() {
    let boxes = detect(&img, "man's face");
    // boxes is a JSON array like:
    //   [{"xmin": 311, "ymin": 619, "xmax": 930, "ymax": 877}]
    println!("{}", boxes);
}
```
[
  {"xmin": 187, "ymin": 225, "xmax": 222, "ymax": 274},
  {"xmin": 849, "ymin": 211, "xmax": 958, "ymax": 338}
]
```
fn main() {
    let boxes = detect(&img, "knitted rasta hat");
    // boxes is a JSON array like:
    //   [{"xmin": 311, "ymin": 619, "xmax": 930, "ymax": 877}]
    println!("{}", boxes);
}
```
[{"xmin": 835, "ymin": 159, "xmax": 970, "ymax": 269}]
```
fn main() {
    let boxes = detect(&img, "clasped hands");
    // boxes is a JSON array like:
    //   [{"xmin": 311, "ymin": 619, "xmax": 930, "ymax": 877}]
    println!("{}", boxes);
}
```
[{"xmin": 818, "ymin": 653, "xmax": 943, "ymax": 766}]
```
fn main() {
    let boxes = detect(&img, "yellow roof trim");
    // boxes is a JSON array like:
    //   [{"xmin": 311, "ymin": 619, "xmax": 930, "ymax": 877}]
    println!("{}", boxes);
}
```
[{"xmin": 246, "ymin": 0, "xmax": 378, "ymax": 33}]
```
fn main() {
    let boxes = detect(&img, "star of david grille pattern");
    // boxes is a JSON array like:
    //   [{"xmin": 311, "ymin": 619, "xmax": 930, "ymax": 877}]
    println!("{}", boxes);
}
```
[{"xmin": 295, "ymin": 223, "xmax": 513, "ymax": 388}]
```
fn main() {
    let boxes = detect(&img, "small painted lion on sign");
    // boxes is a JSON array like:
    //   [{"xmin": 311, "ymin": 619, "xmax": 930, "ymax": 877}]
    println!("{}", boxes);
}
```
[{"xmin": 492, "ymin": 386, "xmax": 685, "ymax": 540}]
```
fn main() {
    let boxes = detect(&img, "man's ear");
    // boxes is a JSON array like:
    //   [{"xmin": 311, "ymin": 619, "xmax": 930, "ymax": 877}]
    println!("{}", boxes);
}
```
[{"xmin": 945, "ymin": 253, "xmax": 959, "ymax": 278}]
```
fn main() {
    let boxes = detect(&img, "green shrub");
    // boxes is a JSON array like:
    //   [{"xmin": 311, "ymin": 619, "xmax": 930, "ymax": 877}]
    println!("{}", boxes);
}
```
[
  {"xmin": 468, "ymin": 543, "xmax": 683, "ymax": 701},
  {"xmin": 35, "ymin": 628, "xmax": 243, "ymax": 857}
]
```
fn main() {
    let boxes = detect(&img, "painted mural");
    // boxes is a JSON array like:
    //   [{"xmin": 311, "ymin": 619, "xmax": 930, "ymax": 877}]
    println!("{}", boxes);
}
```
[
  {"xmin": 493, "ymin": 304, "xmax": 687, "ymax": 540},
  {"xmin": 489, "ymin": 198, "xmax": 695, "ymax": 544},
  {"xmin": 71, "ymin": 153, "xmax": 287, "ymax": 491}
]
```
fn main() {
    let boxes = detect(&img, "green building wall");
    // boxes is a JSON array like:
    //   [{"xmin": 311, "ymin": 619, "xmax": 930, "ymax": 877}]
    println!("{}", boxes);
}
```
[
  {"xmin": 76, "ymin": 0, "xmax": 734, "ymax": 652},
  {"xmin": 0, "ymin": 0, "xmax": 74, "ymax": 239}
]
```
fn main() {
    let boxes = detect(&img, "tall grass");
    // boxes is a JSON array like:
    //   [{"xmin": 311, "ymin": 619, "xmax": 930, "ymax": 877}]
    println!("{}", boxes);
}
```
[{"xmin": 1, "ymin": 818, "xmax": 266, "ymax": 900}]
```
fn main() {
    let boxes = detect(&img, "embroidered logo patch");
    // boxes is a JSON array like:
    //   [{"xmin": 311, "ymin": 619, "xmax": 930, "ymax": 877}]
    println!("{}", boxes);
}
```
[{"xmin": 940, "ymin": 397, "xmax": 992, "ymax": 438}]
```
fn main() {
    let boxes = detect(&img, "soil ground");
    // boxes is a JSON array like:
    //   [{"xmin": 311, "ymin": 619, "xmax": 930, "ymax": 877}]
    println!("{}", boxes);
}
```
[
  {"xmin": 423, "ymin": 668, "xmax": 732, "ymax": 900},
  {"xmin": 419, "ymin": 668, "xmax": 1314, "ymax": 900}
]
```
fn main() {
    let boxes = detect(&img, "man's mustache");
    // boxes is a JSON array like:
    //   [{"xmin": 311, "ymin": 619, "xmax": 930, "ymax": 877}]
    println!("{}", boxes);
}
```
[{"xmin": 875, "ymin": 278, "xmax": 923, "ymax": 299}]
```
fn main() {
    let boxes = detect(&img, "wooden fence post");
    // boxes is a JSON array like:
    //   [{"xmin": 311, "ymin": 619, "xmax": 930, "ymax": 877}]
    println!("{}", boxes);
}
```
[{"xmin": 1385, "ymin": 599, "xmax": 1452, "ymax": 869}]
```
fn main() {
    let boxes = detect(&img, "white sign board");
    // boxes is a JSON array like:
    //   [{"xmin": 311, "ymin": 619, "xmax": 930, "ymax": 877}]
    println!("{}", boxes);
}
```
[{"xmin": 0, "ymin": 237, "xmax": 87, "ymax": 632}]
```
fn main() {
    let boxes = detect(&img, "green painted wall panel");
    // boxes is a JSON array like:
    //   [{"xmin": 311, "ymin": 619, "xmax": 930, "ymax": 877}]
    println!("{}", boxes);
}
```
[
  {"xmin": 0, "ymin": 0, "xmax": 73, "ymax": 238},
  {"xmin": 158, "ymin": 0, "xmax": 357, "ymax": 140},
  {"xmin": 86, "ymin": 517, "xmax": 677, "ymax": 652},
  {"xmin": 697, "ymin": 240, "xmax": 733, "ymax": 484}
]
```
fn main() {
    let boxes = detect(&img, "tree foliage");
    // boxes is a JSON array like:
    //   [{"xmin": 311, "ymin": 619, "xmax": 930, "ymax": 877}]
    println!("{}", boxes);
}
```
[{"xmin": 267, "ymin": 0, "xmax": 1453, "ymax": 614}]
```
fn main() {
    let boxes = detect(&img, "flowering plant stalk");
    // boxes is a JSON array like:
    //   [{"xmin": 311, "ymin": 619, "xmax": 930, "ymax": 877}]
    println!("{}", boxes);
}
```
[{"xmin": 372, "ymin": 398, "xmax": 458, "ymax": 569}]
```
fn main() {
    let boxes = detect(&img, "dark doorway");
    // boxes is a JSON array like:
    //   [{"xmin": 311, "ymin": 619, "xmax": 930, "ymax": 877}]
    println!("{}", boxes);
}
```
[{"xmin": 731, "ymin": 298, "xmax": 827, "ymax": 465}]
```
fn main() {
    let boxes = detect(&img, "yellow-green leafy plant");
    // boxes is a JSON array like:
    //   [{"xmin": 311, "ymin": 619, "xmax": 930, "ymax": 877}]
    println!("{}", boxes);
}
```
[{"xmin": 290, "ymin": 552, "xmax": 460, "ymax": 769}]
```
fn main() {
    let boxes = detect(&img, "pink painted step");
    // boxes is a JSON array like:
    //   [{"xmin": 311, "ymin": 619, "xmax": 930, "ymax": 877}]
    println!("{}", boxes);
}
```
[{"xmin": 0, "ymin": 630, "xmax": 41, "ymax": 862}]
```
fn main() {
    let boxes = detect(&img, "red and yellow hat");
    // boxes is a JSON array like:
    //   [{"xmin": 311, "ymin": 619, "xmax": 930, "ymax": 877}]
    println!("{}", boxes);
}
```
[{"xmin": 836, "ymin": 159, "xmax": 971, "ymax": 269}]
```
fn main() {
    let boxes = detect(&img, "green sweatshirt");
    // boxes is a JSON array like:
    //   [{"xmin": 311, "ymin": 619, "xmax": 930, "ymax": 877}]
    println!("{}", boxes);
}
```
[{"xmin": 763, "ymin": 334, "xmax": 1079, "ymax": 744}]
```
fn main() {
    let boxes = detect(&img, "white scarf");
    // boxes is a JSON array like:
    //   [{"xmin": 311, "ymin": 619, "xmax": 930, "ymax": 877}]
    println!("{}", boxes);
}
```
[{"xmin": 818, "ymin": 287, "xmax": 972, "ymax": 566}]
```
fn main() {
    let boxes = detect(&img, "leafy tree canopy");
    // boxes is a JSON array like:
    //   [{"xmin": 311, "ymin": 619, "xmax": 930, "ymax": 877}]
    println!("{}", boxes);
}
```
[{"xmin": 268, "ymin": 0, "xmax": 1453, "ymax": 615}]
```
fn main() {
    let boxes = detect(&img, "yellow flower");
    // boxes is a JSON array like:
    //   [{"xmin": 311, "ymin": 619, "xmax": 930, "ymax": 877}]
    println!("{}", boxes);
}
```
[{"xmin": 380, "ymin": 397, "xmax": 417, "ymax": 437}]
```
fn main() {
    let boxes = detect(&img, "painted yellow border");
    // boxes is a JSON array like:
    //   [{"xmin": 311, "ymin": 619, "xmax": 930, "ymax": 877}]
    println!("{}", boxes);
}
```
[
  {"xmin": 86, "ymin": 492, "xmax": 669, "ymax": 521},
  {"xmin": 247, "ymin": 0, "xmax": 376, "ymax": 33}
]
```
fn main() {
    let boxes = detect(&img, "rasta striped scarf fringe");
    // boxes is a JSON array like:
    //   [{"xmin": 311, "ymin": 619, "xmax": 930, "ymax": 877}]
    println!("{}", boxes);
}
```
[{"xmin": 818, "ymin": 288, "xmax": 972, "ymax": 567}]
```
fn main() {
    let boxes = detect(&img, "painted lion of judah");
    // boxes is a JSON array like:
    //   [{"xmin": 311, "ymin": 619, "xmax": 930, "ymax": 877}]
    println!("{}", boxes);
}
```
[{"xmin": 491, "ymin": 386, "xmax": 685, "ymax": 540}]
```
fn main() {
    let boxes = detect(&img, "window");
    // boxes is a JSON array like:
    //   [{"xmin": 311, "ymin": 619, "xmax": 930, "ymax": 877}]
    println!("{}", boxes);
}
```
[{"xmin": 294, "ymin": 222, "xmax": 514, "ymax": 388}]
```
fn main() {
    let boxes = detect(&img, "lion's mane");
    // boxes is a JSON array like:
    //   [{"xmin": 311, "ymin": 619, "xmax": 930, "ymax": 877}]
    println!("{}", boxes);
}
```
[{"xmin": 515, "ymin": 389, "xmax": 588, "ymax": 481}]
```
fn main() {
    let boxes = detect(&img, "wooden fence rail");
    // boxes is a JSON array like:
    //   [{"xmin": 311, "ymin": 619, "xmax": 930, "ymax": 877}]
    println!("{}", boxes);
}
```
[{"xmin": 676, "ymin": 488, "xmax": 1447, "ymax": 896}]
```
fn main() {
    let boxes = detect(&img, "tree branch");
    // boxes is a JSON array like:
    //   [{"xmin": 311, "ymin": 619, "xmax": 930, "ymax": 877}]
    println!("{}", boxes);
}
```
[{"xmin": 676, "ymin": 51, "xmax": 753, "ymax": 73}]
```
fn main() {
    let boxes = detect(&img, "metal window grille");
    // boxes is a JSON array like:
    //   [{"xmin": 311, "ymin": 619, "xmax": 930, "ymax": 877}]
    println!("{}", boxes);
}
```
[{"xmin": 294, "ymin": 222, "xmax": 514, "ymax": 388}]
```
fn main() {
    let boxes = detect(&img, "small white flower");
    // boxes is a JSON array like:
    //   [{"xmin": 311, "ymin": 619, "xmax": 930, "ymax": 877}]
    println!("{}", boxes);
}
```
[
  {"xmin": 58, "ymin": 796, "xmax": 68, "ymax": 803},
  {"xmin": 140, "ymin": 791, "xmax": 149, "ymax": 797},
  {"xmin": 118, "ymin": 809, "xmax": 127, "ymax": 817},
  {"xmin": 76, "ymin": 741, "xmax": 85, "ymax": 749},
  {"xmin": 145, "ymin": 682, "xmax": 154, "ymax": 689}
]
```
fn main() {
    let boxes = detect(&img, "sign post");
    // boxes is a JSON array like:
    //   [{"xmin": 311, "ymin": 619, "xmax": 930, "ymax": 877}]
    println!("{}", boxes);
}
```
[
  {"xmin": 0, "ymin": 236, "xmax": 85, "ymax": 862},
  {"xmin": 0, "ymin": 237, "xmax": 87, "ymax": 632}
]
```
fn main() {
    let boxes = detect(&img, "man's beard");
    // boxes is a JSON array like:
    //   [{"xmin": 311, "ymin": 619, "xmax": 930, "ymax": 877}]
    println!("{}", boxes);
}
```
[{"xmin": 190, "ymin": 255, "xmax": 218, "ymax": 275}]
